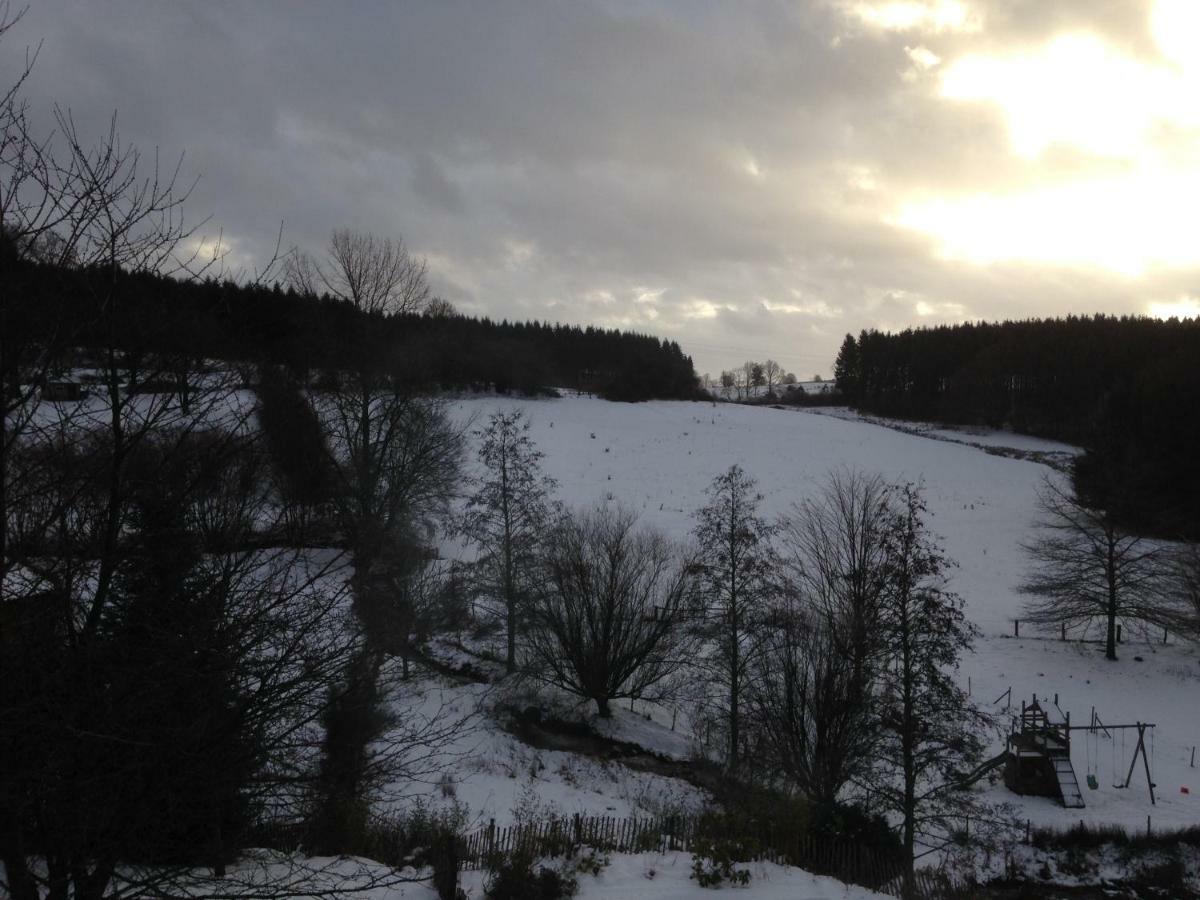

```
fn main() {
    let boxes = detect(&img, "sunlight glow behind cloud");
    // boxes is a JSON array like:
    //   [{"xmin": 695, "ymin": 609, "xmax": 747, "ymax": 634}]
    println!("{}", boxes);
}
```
[
  {"xmin": 939, "ymin": 34, "xmax": 1189, "ymax": 160},
  {"xmin": 1149, "ymin": 297, "xmax": 1200, "ymax": 320},
  {"xmin": 846, "ymin": 0, "xmax": 978, "ymax": 34},
  {"xmin": 895, "ymin": 169, "xmax": 1200, "ymax": 275},
  {"xmin": 895, "ymin": 1, "xmax": 1200, "ymax": 276}
]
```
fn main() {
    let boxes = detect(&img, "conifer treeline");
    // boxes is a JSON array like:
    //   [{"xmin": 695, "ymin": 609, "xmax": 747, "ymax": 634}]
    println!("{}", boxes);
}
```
[
  {"xmin": 833, "ymin": 315, "xmax": 1200, "ymax": 539},
  {"xmin": 8, "ymin": 251, "xmax": 699, "ymax": 402}
]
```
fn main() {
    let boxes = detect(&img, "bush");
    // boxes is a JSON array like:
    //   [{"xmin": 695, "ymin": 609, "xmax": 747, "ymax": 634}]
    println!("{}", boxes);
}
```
[
  {"xmin": 484, "ymin": 851, "xmax": 577, "ymax": 900},
  {"xmin": 689, "ymin": 836, "xmax": 753, "ymax": 888},
  {"xmin": 1136, "ymin": 854, "xmax": 1188, "ymax": 894},
  {"xmin": 807, "ymin": 800, "xmax": 899, "ymax": 859},
  {"xmin": 393, "ymin": 799, "xmax": 469, "ymax": 864}
]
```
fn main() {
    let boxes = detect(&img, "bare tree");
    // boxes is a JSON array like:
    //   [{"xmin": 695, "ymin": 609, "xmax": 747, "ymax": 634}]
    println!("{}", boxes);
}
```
[
  {"xmin": 1166, "ymin": 542, "xmax": 1200, "ymax": 643},
  {"xmin": 744, "ymin": 597, "xmax": 869, "ymax": 808},
  {"xmin": 761, "ymin": 359, "xmax": 781, "ymax": 397},
  {"xmin": 0, "ymin": 419, "xmax": 363, "ymax": 900},
  {"xmin": 871, "ymin": 484, "xmax": 990, "ymax": 895},
  {"xmin": 737, "ymin": 361, "xmax": 757, "ymax": 400},
  {"xmin": 0, "ymin": 20, "xmax": 445, "ymax": 898},
  {"xmin": 1020, "ymin": 476, "xmax": 1172, "ymax": 660},
  {"xmin": 458, "ymin": 409, "xmax": 557, "ymax": 672},
  {"xmin": 748, "ymin": 470, "xmax": 892, "ymax": 805},
  {"xmin": 693, "ymin": 464, "xmax": 774, "ymax": 770},
  {"xmin": 290, "ymin": 230, "xmax": 463, "ymax": 854},
  {"xmin": 424, "ymin": 296, "xmax": 457, "ymax": 319},
  {"xmin": 780, "ymin": 470, "xmax": 891, "ymax": 694},
  {"xmin": 527, "ymin": 505, "xmax": 695, "ymax": 717},
  {"xmin": 288, "ymin": 229, "xmax": 431, "ymax": 317}
]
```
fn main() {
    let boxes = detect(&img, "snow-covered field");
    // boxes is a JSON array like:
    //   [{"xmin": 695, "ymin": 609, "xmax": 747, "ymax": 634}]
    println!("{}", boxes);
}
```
[
  {"xmin": 18, "ymin": 384, "xmax": 1198, "ymax": 895},
  {"xmin": 431, "ymin": 395, "xmax": 1200, "ymax": 839}
]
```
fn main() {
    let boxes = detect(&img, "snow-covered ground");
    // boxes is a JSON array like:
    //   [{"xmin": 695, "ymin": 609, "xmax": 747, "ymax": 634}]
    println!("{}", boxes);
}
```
[
  {"xmin": 18, "ymin": 383, "xmax": 1198, "ymax": 894},
  {"xmin": 91, "ymin": 850, "xmax": 890, "ymax": 900},
  {"xmin": 432, "ymin": 395, "xmax": 1200, "ymax": 840},
  {"xmin": 378, "ymin": 680, "xmax": 709, "ymax": 831},
  {"xmin": 806, "ymin": 405, "xmax": 1081, "ymax": 461}
]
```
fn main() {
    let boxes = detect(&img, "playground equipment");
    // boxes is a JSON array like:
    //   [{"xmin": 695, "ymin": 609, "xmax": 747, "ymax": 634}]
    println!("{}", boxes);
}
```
[{"xmin": 1000, "ymin": 695, "xmax": 1156, "ymax": 809}]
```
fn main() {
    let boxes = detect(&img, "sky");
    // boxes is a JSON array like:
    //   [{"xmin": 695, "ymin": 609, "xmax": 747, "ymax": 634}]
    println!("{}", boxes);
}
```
[{"xmin": 5, "ymin": 0, "xmax": 1200, "ymax": 377}]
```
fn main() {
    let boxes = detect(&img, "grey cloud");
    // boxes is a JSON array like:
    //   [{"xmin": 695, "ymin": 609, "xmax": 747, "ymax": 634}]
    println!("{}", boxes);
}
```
[{"xmin": 4, "ymin": 0, "xmax": 1194, "ymax": 376}]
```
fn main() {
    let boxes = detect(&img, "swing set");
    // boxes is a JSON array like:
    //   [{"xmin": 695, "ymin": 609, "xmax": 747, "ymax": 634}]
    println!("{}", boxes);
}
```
[
  {"xmin": 1083, "ymin": 709, "xmax": 1157, "ymax": 805},
  {"xmin": 1003, "ymin": 695, "xmax": 1156, "ymax": 808}
]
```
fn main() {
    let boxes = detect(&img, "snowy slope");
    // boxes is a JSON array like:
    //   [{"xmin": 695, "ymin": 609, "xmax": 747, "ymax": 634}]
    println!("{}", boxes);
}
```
[{"xmin": 440, "ymin": 395, "xmax": 1200, "ymax": 836}]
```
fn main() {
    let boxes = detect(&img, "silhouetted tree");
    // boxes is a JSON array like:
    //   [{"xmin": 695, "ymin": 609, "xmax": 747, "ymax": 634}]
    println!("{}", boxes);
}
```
[
  {"xmin": 833, "ymin": 334, "xmax": 860, "ymax": 403},
  {"xmin": 459, "ymin": 409, "xmax": 558, "ymax": 672},
  {"xmin": 693, "ymin": 465, "xmax": 774, "ymax": 770},
  {"xmin": 871, "ymin": 484, "xmax": 989, "ymax": 896},
  {"xmin": 1020, "ymin": 476, "xmax": 1173, "ymax": 660},
  {"xmin": 749, "ymin": 471, "xmax": 892, "ymax": 804},
  {"xmin": 527, "ymin": 506, "xmax": 694, "ymax": 717},
  {"xmin": 761, "ymin": 359, "xmax": 781, "ymax": 397}
]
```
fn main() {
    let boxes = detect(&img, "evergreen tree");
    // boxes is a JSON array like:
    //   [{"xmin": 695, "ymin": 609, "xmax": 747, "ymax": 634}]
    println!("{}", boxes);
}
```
[{"xmin": 833, "ymin": 333, "xmax": 860, "ymax": 403}]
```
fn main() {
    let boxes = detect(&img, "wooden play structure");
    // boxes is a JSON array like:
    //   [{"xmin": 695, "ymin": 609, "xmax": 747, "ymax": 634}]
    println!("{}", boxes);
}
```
[{"xmin": 999, "ymin": 695, "xmax": 1156, "ymax": 809}]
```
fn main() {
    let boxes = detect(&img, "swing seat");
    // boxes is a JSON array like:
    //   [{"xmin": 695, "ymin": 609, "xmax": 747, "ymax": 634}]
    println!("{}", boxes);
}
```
[{"xmin": 1086, "ymin": 774, "xmax": 1098, "ymax": 790}]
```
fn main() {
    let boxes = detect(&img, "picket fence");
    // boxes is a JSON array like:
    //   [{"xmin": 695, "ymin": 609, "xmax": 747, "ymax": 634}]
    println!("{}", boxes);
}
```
[
  {"xmin": 457, "ymin": 813, "xmax": 967, "ymax": 899},
  {"xmin": 248, "ymin": 813, "xmax": 969, "ymax": 899}
]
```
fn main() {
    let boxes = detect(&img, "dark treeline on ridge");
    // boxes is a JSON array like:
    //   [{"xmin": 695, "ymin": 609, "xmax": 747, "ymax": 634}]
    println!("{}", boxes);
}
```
[
  {"xmin": 833, "ymin": 315, "xmax": 1200, "ymax": 540},
  {"xmin": 4, "ymin": 244, "xmax": 699, "ymax": 402}
]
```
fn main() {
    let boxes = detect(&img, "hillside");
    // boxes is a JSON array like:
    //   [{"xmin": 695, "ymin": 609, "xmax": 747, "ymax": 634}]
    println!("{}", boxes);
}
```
[{"xmin": 428, "ymin": 395, "xmax": 1199, "ymax": 838}]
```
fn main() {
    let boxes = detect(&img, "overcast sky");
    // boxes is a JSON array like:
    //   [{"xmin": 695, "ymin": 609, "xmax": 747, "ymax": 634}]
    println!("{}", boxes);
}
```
[{"xmin": 7, "ymin": 1, "xmax": 1199, "ymax": 375}]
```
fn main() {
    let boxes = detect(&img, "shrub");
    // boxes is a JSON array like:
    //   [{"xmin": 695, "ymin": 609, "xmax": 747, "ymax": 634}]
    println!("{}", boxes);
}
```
[
  {"xmin": 689, "ymin": 835, "xmax": 753, "ymax": 888},
  {"xmin": 1136, "ymin": 854, "xmax": 1188, "ymax": 894},
  {"xmin": 484, "ymin": 850, "xmax": 577, "ymax": 900}
]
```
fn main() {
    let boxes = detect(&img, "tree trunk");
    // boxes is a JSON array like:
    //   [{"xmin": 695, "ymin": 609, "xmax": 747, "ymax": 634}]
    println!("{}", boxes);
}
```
[
  {"xmin": 1105, "ymin": 541, "xmax": 1118, "ymax": 661},
  {"xmin": 899, "ymin": 583, "xmax": 917, "ymax": 899},
  {"xmin": 596, "ymin": 696, "xmax": 611, "ymax": 718},
  {"xmin": 84, "ymin": 348, "xmax": 127, "ymax": 637},
  {"xmin": 502, "ymin": 452, "xmax": 516, "ymax": 673}
]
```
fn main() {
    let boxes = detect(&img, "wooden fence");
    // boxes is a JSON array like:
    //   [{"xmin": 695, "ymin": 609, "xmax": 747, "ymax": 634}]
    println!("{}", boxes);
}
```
[
  {"xmin": 457, "ymin": 813, "xmax": 970, "ymax": 898},
  {"xmin": 249, "ymin": 813, "xmax": 970, "ymax": 899}
]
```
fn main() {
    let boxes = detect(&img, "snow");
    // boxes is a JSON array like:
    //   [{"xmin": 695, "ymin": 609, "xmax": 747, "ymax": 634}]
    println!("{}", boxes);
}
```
[
  {"xmin": 452, "ymin": 852, "xmax": 889, "ymax": 900},
  {"xmin": 435, "ymin": 395, "xmax": 1200, "ymax": 839},
  {"xmin": 14, "ymin": 384, "xmax": 1200, "ymax": 895},
  {"xmin": 569, "ymin": 854, "xmax": 887, "ymax": 900},
  {"xmin": 380, "ymin": 681, "xmax": 709, "ymax": 830},
  {"xmin": 805, "ymin": 406, "xmax": 1082, "ymax": 459}
]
